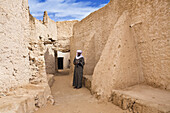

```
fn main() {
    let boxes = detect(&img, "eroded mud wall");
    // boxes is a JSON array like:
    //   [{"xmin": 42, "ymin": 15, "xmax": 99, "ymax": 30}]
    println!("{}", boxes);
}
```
[
  {"xmin": 93, "ymin": 0, "xmax": 170, "ymax": 98},
  {"xmin": 70, "ymin": 2, "xmax": 121, "ymax": 75},
  {"xmin": 92, "ymin": 11, "xmax": 144, "ymax": 98},
  {"xmin": 0, "ymin": 0, "xmax": 77, "ymax": 112},
  {"xmin": 0, "ymin": 0, "xmax": 58, "ymax": 92},
  {"xmin": 0, "ymin": 0, "xmax": 31, "ymax": 92},
  {"xmin": 71, "ymin": 0, "xmax": 170, "ymax": 99},
  {"xmin": 56, "ymin": 21, "xmax": 78, "ymax": 52},
  {"xmin": 29, "ymin": 12, "xmax": 58, "ymax": 76}
]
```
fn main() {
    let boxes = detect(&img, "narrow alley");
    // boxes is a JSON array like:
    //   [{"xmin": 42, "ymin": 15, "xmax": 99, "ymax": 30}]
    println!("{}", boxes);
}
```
[
  {"xmin": 1, "ymin": 0, "xmax": 169, "ymax": 113},
  {"xmin": 35, "ymin": 70, "xmax": 129, "ymax": 113}
]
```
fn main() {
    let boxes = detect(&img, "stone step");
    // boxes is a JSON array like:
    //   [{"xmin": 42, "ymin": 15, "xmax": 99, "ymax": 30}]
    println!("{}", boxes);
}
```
[
  {"xmin": 0, "ymin": 84, "xmax": 51, "ymax": 113},
  {"xmin": 111, "ymin": 85, "xmax": 170, "ymax": 113},
  {"xmin": 83, "ymin": 75, "xmax": 92, "ymax": 91},
  {"xmin": 77, "ymin": 75, "xmax": 170, "ymax": 113},
  {"xmin": 47, "ymin": 74, "xmax": 55, "ymax": 87}
]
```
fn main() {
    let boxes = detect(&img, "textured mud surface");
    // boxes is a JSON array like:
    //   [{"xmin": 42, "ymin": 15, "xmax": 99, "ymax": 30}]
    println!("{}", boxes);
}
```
[{"xmin": 34, "ymin": 70, "xmax": 129, "ymax": 113}]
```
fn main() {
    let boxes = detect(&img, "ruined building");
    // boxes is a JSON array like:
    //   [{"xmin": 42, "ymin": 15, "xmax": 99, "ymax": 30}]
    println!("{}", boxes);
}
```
[
  {"xmin": 0, "ymin": 0, "xmax": 169, "ymax": 113},
  {"xmin": 0, "ymin": 0, "xmax": 77, "ymax": 112}
]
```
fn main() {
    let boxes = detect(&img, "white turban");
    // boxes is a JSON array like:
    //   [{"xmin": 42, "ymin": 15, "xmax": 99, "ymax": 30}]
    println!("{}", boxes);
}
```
[{"xmin": 76, "ymin": 50, "xmax": 83, "ymax": 59}]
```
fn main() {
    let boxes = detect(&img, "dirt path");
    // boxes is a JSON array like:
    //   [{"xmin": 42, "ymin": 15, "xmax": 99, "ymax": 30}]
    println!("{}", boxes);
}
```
[{"xmin": 34, "ymin": 70, "xmax": 129, "ymax": 113}]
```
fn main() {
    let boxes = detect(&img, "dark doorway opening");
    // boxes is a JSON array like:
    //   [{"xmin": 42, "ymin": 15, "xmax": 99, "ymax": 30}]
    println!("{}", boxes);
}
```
[
  {"xmin": 58, "ymin": 57, "xmax": 63, "ymax": 69},
  {"xmin": 54, "ymin": 50, "xmax": 58, "ymax": 73}
]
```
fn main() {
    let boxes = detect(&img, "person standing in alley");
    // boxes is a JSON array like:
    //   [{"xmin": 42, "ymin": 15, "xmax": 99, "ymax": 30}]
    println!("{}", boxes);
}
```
[{"xmin": 73, "ymin": 50, "xmax": 85, "ymax": 89}]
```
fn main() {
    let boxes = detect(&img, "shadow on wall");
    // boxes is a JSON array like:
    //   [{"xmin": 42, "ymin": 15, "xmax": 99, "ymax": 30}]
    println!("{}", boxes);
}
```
[{"xmin": 44, "ymin": 48, "xmax": 56, "ymax": 74}]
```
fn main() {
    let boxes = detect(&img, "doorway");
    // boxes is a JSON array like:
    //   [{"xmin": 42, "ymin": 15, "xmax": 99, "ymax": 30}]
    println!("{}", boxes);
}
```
[
  {"xmin": 58, "ymin": 57, "xmax": 64, "ymax": 69},
  {"xmin": 54, "ymin": 50, "xmax": 58, "ymax": 73}
]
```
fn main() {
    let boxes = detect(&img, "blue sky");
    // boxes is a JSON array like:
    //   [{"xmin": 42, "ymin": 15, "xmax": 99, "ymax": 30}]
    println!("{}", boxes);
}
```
[{"xmin": 28, "ymin": 0, "xmax": 110, "ymax": 21}]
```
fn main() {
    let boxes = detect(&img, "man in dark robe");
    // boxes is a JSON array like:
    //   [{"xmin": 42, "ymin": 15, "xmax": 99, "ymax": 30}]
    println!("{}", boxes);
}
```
[{"xmin": 73, "ymin": 50, "xmax": 85, "ymax": 89}]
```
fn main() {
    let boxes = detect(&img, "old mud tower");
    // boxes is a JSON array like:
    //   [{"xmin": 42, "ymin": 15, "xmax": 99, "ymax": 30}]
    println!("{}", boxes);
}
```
[{"xmin": 0, "ymin": 0, "xmax": 169, "ymax": 113}]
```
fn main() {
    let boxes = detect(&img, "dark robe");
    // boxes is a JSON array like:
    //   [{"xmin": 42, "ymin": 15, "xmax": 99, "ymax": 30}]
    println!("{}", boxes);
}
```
[{"xmin": 73, "ymin": 57, "xmax": 85, "ymax": 88}]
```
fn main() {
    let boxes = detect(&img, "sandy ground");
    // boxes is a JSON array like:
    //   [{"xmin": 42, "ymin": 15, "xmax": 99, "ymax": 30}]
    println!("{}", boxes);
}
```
[{"xmin": 34, "ymin": 70, "xmax": 129, "ymax": 113}]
